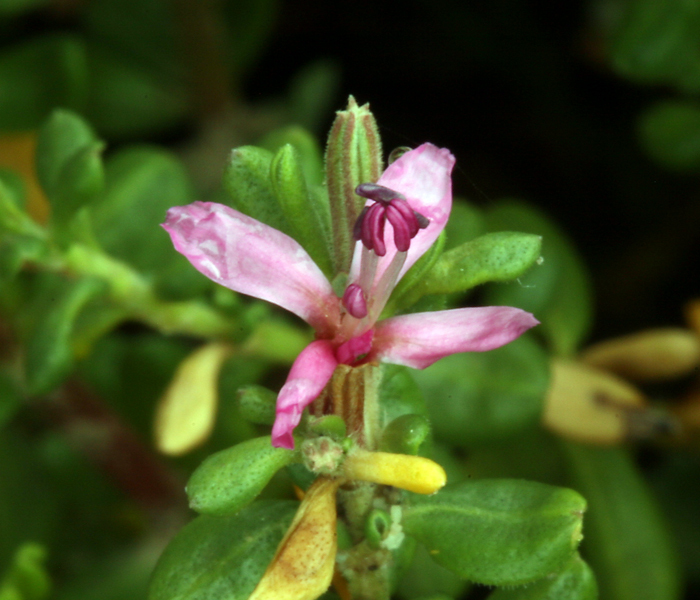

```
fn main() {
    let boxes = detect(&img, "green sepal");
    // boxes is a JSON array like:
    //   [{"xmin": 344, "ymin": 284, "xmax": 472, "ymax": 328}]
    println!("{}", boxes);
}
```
[
  {"xmin": 0, "ymin": 543, "xmax": 51, "ymax": 600},
  {"xmin": 186, "ymin": 436, "xmax": 297, "ymax": 516},
  {"xmin": 24, "ymin": 275, "xmax": 106, "ymax": 396},
  {"xmin": 637, "ymin": 100, "xmax": 700, "ymax": 172},
  {"xmin": 223, "ymin": 146, "xmax": 288, "ymax": 233},
  {"xmin": 487, "ymin": 553, "xmax": 597, "ymax": 600},
  {"xmin": 0, "ymin": 34, "xmax": 88, "ymax": 131},
  {"xmin": 564, "ymin": 443, "xmax": 681, "ymax": 600},
  {"xmin": 413, "ymin": 334, "xmax": 548, "ymax": 448},
  {"xmin": 270, "ymin": 144, "xmax": 332, "ymax": 274},
  {"xmin": 325, "ymin": 96, "xmax": 383, "ymax": 274},
  {"xmin": 237, "ymin": 384, "xmax": 277, "ymax": 426},
  {"xmin": 402, "ymin": 479, "xmax": 586, "ymax": 586},
  {"xmin": 380, "ymin": 414, "xmax": 431, "ymax": 456},
  {"xmin": 484, "ymin": 200, "xmax": 592, "ymax": 356},
  {"xmin": 419, "ymin": 232, "xmax": 542, "ymax": 298},
  {"xmin": 148, "ymin": 501, "xmax": 297, "ymax": 600}
]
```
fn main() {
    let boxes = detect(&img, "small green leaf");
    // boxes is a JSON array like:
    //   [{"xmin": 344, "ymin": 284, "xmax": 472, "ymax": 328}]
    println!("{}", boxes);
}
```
[
  {"xmin": 397, "ymin": 543, "xmax": 468, "ymax": 600},
  {"xmin": 638, "ymin": 100, "xmax": 700, "ymax": 172},
  {"xmin": 421, "ymin": 232, "xmax": 542, "ymax": 295},
  {"xmin": 148, "ymin": 500, "xmax": 297, "ymax": 600},
  {"xmin": 0, "ymin": 180, "xmax": 41, "ymax": 238},
  {"xmin": 0, "ymin": 543, "xmax": 51, "ymax": 600},
  {"xmin": 444, "ymin": 200, "xmax": 485, "ymax": 250},
  {"xmin": 484, "ymin": 200, "xmax": 592, "ymax": 356},
  {"xmin": 223, "ymin": 146, "xmax": 288, "ymax": 233},
  {"xmin": 186, "ymin": 437, "xmax": 297, "ymax": 516},
  {"xmin": 413, "ymin": 334, "xmax": 548, "ymax": 447},
  {"xmin": 237, "ymin": 384, "xmax": 277, "ymax": 426},
  {"xmin": 50, "ymin": 142, "xmax": 105, "ymax": 224},
  {"xmin": 487, "ymin": 553, "xmax": 597, "ymax": 600},
  {"xmin": 36, "ymin": 109, "xmax": 99, "ymax": 199},
  {"xmin": 24, "ymin": 276, "xmax": 105, "ymax": 395},
  {"xmin": 0, "ymin": 34, "xmax": 88, "ymax": 131},
  {"xmin": 402, "ymin": 479, "xmax": 586, "ymax": 586},
  {"xmin": 564, "ymin": 444, "xmax": 681, "ymax": 600},
  {"xmin": 270, "ymin": 144, "xmax": 331, "ymax": 274}
]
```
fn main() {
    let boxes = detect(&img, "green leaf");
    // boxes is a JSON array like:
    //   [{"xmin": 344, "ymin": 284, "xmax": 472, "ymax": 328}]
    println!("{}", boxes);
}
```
[
  {"xmin": 24, "ymin": 276, "xmax": 105, "ymax": 395},
  {"xmin": 638, "ymin": 100, "xmax": 700, "ymax": 172},
  {"xmin": 487, "ymin": 553, "xmax": 597, "ymax": 600},
  {"xmin": 148, "ymin": 500, "xmax": 297, "ymax": 600},
  {"xmin": 36, "ymin": 110, "xmax": 104, "ymax": 225},
  {"xmin": 270, "ymin": 144, "xmax": 332, "ymax": 274},
  {"xmin": 260, "ymin": 125, "xmax": 324, "ymax": 188},
  {"xmin": 236, "ymin": 384, "xmax": 277, "ymax": 426},
  {"xmin": 84, "ymin": 45, "xmax": 188, "ymax": 139},
  {"xmin": 0, "ymin": 543, "xmax": 50, "ymax": 600},
  {"xmin": 186, "ymin": 436, "xmax": 296, "ymax": 516},
  {"xmin": 380, "ymin": 414, "xmax": 431, "ymax": 456},
  {"xmin": 420, "ymin": 231, "xmax": 542, "ymax": 296},
  {"xmin": 396, "ymin": 540, "xmax": 469, "ymax": 600},
  {"xmin": 402, "ymin": 479, "xmax": 586, "ymax": 586},
  {"xmin": 413, "ymin": 334, "xmax": 548, "ymax": 447},
  {"xmin": 484, "ymin": 200, "xmax": 592, "ymax": 356},
  {"xmin": 223, "ymin": 146, "xmax": 288, "ymax": 233},
  {"xmin": 90, "ymin": 146, "xmax": 207, "ymax": 298},
  {"xmin": 608, "ymin": 0, "xmax": 700, "ymax": 93},
  {"xmin": 0, "ymin": 372, "xmax": 21, "ymax": 429},
  {"xmin": 563, "ymin": 444, "xmax": 681, "ymax": 600},
  {"xmin": 0, "ymin": 179, "xmax": 41, "ymax": 238},
  {"xmin": 379, "ymin": 364, "xmax": 429, "ymax": 425},
  {"xmin": 0, "ymin": 34, "xmax": 88, "ymax": 131},
  {"xmin": 444, "ymin": 200, "xmax": 485, "ymax": 250}
]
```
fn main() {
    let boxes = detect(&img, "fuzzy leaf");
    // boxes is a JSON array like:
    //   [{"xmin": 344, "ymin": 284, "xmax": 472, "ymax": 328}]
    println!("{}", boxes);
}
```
[{"xmin": 402, "ymin": 479, "xmax": 586, "ymax": 586}]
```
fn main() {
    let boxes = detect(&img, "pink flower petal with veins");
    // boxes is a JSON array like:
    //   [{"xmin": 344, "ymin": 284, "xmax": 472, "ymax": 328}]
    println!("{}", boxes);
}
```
[
  {"xmin": 350, "ymin": 143, "xmax": 455, "ymax": 286},
  {"xmin": 271, "ymin": 340, "xmax": 338, "ymax": 449},
  {"xmin": 371, "ymin": 307, "xmax": 539, "ymax": 369},
  {"xmin": 163, "ymin": 202, "xmax": 339, "ymax": 335}
]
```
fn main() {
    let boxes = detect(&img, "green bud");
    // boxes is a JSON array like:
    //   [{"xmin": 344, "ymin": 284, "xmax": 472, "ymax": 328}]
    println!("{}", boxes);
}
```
[
  {"xmin": 421, "ymin": 232, "xmax": 542, "ymax": 296},
  {"xmin": 325, "ymin": 96, "xmax": 383, "ymax": 274},
  {"xmin": 380, "ymin": 414, "xmax": 431, "ymax": 456},
  {"xmin": 270, "ymin": 144, "xmax": 332, "ymax": 274},
  {"xmin": 186, "ymin": 436, "xmax": 297, "ymax": 516},
  {"xmin": 365, "ymin": 508, "xmax": 392, "ymax": 549},
  {"xmin": 308, "ymin": 415, "xmax": 347, "ymax": 439},
  {"xmin": 237, "ymin": 384, "xmax": 277, "ymax": 425}
]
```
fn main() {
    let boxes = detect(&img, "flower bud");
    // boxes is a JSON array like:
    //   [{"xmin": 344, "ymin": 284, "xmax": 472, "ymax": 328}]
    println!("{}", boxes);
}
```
[
  {"xmin": 342, "ymin": 449, "xmax": 446, "ymax": 495},
  {"xmin": 325, "ymin": 96, "xmax": 383, "ymax": 274}
]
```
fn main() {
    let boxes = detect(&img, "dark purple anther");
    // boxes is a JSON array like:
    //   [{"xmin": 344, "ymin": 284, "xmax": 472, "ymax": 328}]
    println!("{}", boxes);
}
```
[{"xmin": 353, "ymin": 183, "xmax": 430, "ymax": 255}]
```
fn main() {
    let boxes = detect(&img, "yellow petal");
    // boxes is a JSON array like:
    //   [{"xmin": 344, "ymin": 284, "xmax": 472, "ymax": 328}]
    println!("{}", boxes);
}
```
[
  {"xmin": 580, "ymin": 328, "xmax": 700, "ymax": 381},
  {"xmin": 342, "ymin": 450, "xmax": 446, "ymax": 495},
  {"xmin": 249, "ymin": 477, "xmax": 341, "ymax": 600},
  {"xmin": 154, "ymin": 342, "xmax": 232, "ymax": 455},
  {"xmin": 543, "ymin": 358, "xmax": 647, "ymax": 444}
]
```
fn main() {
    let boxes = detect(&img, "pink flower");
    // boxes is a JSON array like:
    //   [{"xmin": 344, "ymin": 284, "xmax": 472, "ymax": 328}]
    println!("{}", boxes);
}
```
[{"xmin": 163, "ymin": 144, "xmax": 538, "ymax": 449}]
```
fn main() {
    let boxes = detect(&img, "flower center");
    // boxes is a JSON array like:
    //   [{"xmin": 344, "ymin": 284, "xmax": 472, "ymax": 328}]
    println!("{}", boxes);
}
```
[
  {"xmin": 352, "ymin": 183, "xmax": 429, "ymax": 255},
  {"xmin": 339, "ymin": 183, "xmax": 430, "ymax": 338}
]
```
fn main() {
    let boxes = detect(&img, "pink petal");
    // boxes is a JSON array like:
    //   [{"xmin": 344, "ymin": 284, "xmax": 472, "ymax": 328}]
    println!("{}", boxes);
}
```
[
  {"xmin": 272, "ymin": 340, "xmax": 338, "ymax": 449},
  {"xmin": 350, "ymin": 143, "xmax": 455, "ymax": 285},
  {"xmin": 163, "ymin": 202, "xmax": 339, "ymax": 335},
  {"xmin": 371, "ymin": 307, "xmax": 539, "ymax": 369}
]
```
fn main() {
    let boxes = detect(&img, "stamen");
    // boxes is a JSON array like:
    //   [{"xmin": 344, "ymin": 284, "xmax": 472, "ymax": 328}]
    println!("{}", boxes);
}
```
[
  {"xmin": 342, "ymin": 283, "xmax": 368, "ymax": 318},
  {"xmin": 352, "ymin": 182, "xmax": 430, "ymax": 256}
]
